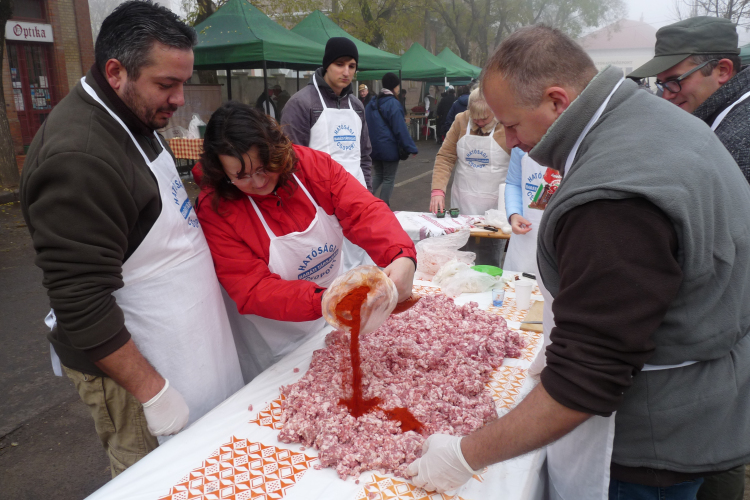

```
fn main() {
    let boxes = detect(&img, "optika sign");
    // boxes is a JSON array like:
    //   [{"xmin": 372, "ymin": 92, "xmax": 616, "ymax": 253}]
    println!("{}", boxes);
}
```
[{"xmin": 6, "ymin": 22, "xmax": 54, "ymax": 43}]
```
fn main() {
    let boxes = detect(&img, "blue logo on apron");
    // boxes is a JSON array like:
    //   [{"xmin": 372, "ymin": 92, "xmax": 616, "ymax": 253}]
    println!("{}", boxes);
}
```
[
  {"xmin": 297, "ymin": 243, "xmax": 339, "ymax": 281},
  {"xmin": 466, "ymin": 149, "xmax": 489, "ymax": 168},
  {"xmin": 171, "ymin": 179, "xmax": 200, "ymax": 228},
  {"xmin": 334, "ymin": 124, "xmax": 357, "ymax": 151}
]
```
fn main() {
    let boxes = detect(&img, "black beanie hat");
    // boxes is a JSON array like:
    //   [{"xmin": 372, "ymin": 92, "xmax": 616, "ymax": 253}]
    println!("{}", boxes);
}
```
[
  {"xmin": 323, "ymin": 37, "xmax": 358, "ymax": 71},
  {"xmin": 382, "ymin": 72, "xmax": 400, "ymax": 91}
]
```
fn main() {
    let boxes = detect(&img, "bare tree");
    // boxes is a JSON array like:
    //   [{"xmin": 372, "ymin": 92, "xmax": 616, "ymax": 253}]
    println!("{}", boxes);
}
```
[
  {"xmin": 674, "ymin": 0, "xmax": 750, "ymax": 28},
  {"xmin": 0, "ymin": 0, "xmax": 19, "ymax": 188}
]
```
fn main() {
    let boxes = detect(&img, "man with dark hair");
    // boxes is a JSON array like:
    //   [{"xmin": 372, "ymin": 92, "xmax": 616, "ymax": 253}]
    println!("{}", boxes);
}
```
[
  {"xmin": 629, "ymin": 17, "xmax": 750, "ymax": 184},
  {"xmin": 442, "ymin": 85, "xmax": 470, "ymax": 137},
  {"xmin": 435, "ymin": 85, "xmax": 455, "ymax": 143},
  {"xmin": 20, "ymin": 0, "xmax": 243, "ymax": 476},
  {"xmin": 408, "ymin": 24, "xmax": 750, "ymax": 498},
  {"xmin": 281, "ymin": 37, "xmax": 376, "ymax": 272}
]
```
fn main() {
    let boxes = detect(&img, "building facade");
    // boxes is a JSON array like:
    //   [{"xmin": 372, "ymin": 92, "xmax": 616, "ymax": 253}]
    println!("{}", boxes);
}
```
[
  {"xmin": 2, "ymin": 0, "xmax": 94, "ymax": 162},
  {"xmin": 578, "ymin": 20, "xmax": 656, "ymax": 79}
]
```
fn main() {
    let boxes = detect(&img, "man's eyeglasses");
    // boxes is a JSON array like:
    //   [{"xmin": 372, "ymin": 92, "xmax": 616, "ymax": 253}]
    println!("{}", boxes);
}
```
[{"xmin": 655, "ymin": 59, "xmax": 718, "ymax": 93}]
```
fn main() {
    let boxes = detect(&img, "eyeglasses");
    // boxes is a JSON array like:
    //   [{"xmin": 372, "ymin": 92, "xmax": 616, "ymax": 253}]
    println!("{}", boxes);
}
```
[
  {"xmin": 229, "ymin": 166, "xmax": 269, "ymax": 185},
  {"xmin": 655, "ymin": 59, "xmax": 717, "ymax": 93}
]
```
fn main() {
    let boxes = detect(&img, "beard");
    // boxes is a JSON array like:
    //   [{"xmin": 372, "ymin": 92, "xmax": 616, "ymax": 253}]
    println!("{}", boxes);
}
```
[{"xmin": 121, "ymin": 81, "xmax": 177, "ymax": 130}]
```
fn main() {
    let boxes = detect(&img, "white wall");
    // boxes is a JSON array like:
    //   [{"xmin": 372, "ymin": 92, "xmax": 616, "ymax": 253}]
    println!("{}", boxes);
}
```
[{"xmin": 585, "ymin": 47, "xmax": 655, "ymax": 77}]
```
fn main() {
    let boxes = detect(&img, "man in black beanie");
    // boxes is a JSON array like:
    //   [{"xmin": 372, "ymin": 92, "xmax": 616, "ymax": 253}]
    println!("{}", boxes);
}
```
[{"xmin": 281, "ymin": 36, "xmax": 375, "ymax": 272}]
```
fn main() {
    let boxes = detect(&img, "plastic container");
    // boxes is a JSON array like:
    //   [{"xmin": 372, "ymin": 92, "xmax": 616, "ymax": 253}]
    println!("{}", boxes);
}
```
[
  {"xmin": 197, "ymin": 125, "xmax": 207, "ymax": 139},
  {"xmin": 492, "ymin": 288, "xmax": 505, "ymax": 307},
  {"xmin": 515, "ymin": 281, "xmax": 533, "ymax": 310},
  {"xmin": 472, "ymin": 265, "xmax": 503, "ymax": 277}
]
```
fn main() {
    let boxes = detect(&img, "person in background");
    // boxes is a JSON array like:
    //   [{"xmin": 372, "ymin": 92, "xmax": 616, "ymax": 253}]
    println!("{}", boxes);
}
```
[
  {"xmin": 409, "ymin": 24, "xmax": 750, "ymax": 498},
  {"xmin": 255, "ymin": 87, "xmax": 277, "ymax": 119},
  {"xmin": 429, "ymin": 87, "xmax": 510, "ymax": 265},
  {"xmin": 365, "ymin": 72, "xmax": 418, "ymax": 206},
  {"xmin": 19, "ymin": 0, "xmax": 243, "ymax": 477},
  {"xmin": 442, "ymin": 85, "xmax": 470, "ymax": 137},
  {"xmin": 358, "ymin": 83, "xmax": 373, "ymax": 106},
  {"xmin": 280, "ymin": 37, "xmax": 374, "ymax": 272},
  {"xmin": 273, "ymin": 84, "xmax": 290, "ymax": 121},
  {"xmin": 399, "ymin": 88, "xmax": 408, "ymax": 112},
  {"xmin": 194, "ymin": 102, "xmax": 416, "ymax": 381},
  {"xmin": 424, "ymin": 85, "xmax": 438, "ymax": 139},
  {"xmin": 628, "ymin": 16, "xmax": 750, "ymax": 185},
  {"xmin": 435, "ymin": 85, "xmax": 456, "ymax": 144}
]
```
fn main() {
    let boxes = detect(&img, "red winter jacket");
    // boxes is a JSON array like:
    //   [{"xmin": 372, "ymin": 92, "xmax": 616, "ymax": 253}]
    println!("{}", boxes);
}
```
[{"xmin": 194, "ymin": 145, "xmax": 416, "ymax": 322}]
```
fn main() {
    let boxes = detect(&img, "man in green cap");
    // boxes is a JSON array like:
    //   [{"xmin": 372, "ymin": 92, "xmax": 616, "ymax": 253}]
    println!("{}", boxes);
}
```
[{"xmin": 629, "ymin": 17, "xmax": 750, "ymax": 185}]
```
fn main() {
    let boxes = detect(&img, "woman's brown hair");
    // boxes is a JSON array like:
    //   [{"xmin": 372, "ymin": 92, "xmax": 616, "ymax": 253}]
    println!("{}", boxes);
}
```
[{"xmin": 200, "ymin": 101, "xmax": 297, "ymax": 212}]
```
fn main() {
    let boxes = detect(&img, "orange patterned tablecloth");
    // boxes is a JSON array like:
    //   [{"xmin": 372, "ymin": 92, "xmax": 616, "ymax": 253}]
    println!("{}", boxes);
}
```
[
  {"xmin": 87, "ymin": 280, "xmax": 546, "ymax": 500},
  {"xmin": 169, "ymin": 138, "xmax": 204, "ymax": 160}
]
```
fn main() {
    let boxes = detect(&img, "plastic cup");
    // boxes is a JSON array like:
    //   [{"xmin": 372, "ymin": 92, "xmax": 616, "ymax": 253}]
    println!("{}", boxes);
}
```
[
  {"xmin": 515, "ymin": 281, "xmax": 532, "ymax": 310},
  {"xmin": 492, "ymin": 288, "xmax": 505, "ymax": 307}
]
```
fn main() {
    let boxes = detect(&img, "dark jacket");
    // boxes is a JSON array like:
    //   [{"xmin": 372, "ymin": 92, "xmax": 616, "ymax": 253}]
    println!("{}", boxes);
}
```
[
  {"xmin": 365, "ymin": 92, "xmax": 418, "ymax": 162},
  {"xmin": 20, "ymin": 66, "xmax": 169, "ymax": 377},
  {"xmin": 693, "ymin": 65, "xmax": 750, "ymax": 184},
  {"xmin": 442, "ymin": 93, "xmax": 469, "ymax": 136},
  {"xmin": 280, "ymin": 68, "xmax": 372, "ymax": 189},
  {"xmin": 436, "ymin": 93, "xmax": 455, "ymax": 125}
]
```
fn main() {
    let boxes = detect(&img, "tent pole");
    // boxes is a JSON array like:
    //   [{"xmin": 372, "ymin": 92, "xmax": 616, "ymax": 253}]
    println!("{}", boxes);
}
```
[
  {"xmin": 263, "ymin": 61, "xmax": 269, "ymax": 114},
  {"xmin": 297, "ymin": 70, "xmax": 300, "ymax": 91},
  {"xmin": 226, "ymin": 68, "xmax": 232, "ymax": 100}
]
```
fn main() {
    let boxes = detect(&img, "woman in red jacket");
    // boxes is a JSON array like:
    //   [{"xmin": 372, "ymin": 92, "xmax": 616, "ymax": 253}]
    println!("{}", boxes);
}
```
[{"xmin": 195, "ymin": 102, "xmax": 416, "ymax": 381}]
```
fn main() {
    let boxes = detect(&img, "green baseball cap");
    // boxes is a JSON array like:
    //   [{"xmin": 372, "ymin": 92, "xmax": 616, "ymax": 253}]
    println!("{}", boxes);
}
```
[{"xmin": 628, "ymin": 16, "xmax": 739, "ymax": 79}]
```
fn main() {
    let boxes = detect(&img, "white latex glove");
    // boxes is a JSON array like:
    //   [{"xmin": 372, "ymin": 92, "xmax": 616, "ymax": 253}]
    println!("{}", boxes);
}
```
[
  {"xmin": 406, "ymin": 434, "xmax": 481, "ymax": 493},
  {"xmin": 142, "ymin": 379, "xmax": 189, "ymax": 436}
]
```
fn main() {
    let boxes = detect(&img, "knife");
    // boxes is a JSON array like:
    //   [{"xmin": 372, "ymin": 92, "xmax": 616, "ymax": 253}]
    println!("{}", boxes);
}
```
[{"xmin": 519, "ymin": 321, "xmax": 543, "ymax": 324}]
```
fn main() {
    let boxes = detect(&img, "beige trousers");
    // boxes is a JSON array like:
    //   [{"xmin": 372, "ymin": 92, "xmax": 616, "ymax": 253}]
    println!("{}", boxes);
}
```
[{"xmin": 64, "ymin": 366, "xmax": 158, "ymax": 477}]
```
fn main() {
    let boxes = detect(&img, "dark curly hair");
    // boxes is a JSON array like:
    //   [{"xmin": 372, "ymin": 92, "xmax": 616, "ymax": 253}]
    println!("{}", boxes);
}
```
[{"xmin": 200, "ymin": 102, "xmax": 298, "ymax": 212}]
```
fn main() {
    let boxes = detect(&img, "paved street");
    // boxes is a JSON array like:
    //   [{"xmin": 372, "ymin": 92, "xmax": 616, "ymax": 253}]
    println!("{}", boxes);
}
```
[{"xmin": 0, "ymin": 139, "xmax": 440, "ymax": 500}]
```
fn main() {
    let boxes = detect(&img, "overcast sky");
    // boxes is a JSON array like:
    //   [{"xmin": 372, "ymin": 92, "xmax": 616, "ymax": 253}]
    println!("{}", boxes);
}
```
[{"xmin": 624, "ymin": 0, "xmax": 750, "ymax": 43}]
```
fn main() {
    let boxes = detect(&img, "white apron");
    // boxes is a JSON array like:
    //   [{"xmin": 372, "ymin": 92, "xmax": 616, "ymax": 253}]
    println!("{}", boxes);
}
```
[
  {"xmin": 502, "ymin": 154, "xmax": 553, "ymax": 275},
  {"xmin": 57, "ymin": 78, "xmax": 244, "ymax": 438},
  {"xmin": 308, "ymin": 78, "xmax": 374, "ymax": 273},
  {"xmin": 711, "ymin": 89, "xmax": 750, "ymax": 130},
  {"xmin": 224, "ymin": 174, "xmax": 345, "ymax": 383},
  {"xmin": 451, "ymin": 120, "xmax": 510, "ymax": 215}
]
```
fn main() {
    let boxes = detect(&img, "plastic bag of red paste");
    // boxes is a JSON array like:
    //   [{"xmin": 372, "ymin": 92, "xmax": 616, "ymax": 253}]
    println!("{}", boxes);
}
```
[{"xmin": 321, "ymin": 265, "xmax": 398, "ymax": 335}]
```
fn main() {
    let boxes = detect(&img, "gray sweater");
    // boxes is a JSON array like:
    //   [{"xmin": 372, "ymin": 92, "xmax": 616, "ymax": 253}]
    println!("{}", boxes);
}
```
[{"xmin": 532, "ymin": 66, "xmax": 750, "ymax": 473}]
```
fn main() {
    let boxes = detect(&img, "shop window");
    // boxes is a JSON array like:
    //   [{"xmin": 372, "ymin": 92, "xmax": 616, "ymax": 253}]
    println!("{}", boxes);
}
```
[{"xmin": 8, "ymin": 42, "xmax": 55, "ymax": 145}]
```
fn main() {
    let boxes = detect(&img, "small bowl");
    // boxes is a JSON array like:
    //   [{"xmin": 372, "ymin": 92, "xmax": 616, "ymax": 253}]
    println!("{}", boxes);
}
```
[{"xmin": 449, "ymin": 208, "xmax": 460, "ymax": 217}]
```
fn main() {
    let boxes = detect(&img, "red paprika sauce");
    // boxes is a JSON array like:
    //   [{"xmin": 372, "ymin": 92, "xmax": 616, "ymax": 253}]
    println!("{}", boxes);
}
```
[{"xmin": 335, "ymin": 285, "xmax": 424, "ymax": 434}]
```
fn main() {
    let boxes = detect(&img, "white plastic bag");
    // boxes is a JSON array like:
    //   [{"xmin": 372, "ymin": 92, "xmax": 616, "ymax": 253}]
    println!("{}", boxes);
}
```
[
  {"xmin": 187, "ymin": 113, "xmax": 206, "ymax": 139},
  {"xmin": 321, "ymin": 265, "xmax": 398, "ymax": 335},
  {"xmin": 415, "ymin": 229, "xmax": 475, "ymax": 279},
  {"xmin": 484, "ymin": 209, "xmax": 512, "ymax": 234},
  {"xmin": 433, "ymin": 259, "xmax": 502, "ymax": 297}
]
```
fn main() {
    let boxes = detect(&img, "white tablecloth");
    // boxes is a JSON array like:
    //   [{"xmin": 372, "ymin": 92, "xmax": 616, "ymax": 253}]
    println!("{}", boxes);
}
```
[
  {"xmin": 86, "ymin": 279, "xmax": 547, "ymax": 500},
  {"xmin": 395, "ymin": 211, "xmax": 481, "ymax": 242}
]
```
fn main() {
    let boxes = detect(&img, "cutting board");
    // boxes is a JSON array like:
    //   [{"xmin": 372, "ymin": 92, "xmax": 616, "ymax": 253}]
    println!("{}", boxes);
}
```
[{"xmin": 520, "ymin": 300, "xmax": 544, "ymax": 333}]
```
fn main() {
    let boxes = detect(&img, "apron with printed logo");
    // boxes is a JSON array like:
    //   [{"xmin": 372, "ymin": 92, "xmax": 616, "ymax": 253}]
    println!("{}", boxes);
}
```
[
  {"xmin": 308, "ymin": 77, "xmax": 374, "ymax": 273},
  {"xmin": 223, "ymin": 174, "xmax": 345, "ymax": 382},
  {"xmin": 502, "ymin": 154, "xmax": 560, "ymax": 275},
  {"xmin": 451, "ymin": 120, "xmax": 510, "ymax": 215},
  {"xmin": 46, "ymin": 78, "xmax": 245, "ymax": 439}
]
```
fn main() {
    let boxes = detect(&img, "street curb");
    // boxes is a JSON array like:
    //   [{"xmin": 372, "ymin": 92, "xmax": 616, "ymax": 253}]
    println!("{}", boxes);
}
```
[{"xmin": 0, "ymin": 189, "xmax": 19, "ymax": 204}]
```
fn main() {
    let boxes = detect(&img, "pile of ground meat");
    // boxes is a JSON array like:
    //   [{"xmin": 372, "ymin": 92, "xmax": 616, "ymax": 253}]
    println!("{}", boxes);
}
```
[{"xmin": 278, "ymin": 293, "xmax": 525, "ymax": 480}]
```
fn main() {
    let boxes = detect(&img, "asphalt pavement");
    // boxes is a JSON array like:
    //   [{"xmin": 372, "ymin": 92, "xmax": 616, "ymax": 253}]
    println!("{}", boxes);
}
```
[{"xmin": 0, "ymin": 139, "xmax": 440, "ymax": 500}]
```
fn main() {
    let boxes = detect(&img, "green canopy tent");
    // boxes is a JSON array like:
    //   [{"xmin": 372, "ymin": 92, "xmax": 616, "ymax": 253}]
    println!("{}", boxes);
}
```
[
  {"xmin": 437, "ymin": 48, "xmax": 482, "ymax": 79},
  {"xmin": 741, "ymin": 43, "xmax": 750, "ymax": 66},
  {"xmin": 291, "ymin": 10, "xmax": 400, "ymax": 71},
  {"xmin": 193, "ymin": 0, "xmax": 326, "ymax": 101},
  {"xmin": 357, "ymin": 42, "xmax": 466, "ymax": 81}
]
